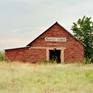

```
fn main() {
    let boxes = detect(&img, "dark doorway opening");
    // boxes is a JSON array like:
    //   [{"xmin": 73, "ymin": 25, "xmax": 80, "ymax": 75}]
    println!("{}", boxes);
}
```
[{"xmin": 49, "ymin": 49, "xmax": 61, "ymax": 63}]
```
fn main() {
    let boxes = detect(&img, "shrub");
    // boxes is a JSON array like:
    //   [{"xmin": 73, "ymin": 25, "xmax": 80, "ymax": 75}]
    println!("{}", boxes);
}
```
[
  {"xmin": 84, "ymin": 58, "xmax": 93, "ymax": 64},
  {"xmin": 0, "ymin": 51, "xmax": 5, "ymax": 61}
]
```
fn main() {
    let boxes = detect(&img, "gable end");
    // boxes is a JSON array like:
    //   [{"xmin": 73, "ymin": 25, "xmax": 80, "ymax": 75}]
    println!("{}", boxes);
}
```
[{"xmin": 27, "ymin": 22, "xmax": 83, "ymax": 47}]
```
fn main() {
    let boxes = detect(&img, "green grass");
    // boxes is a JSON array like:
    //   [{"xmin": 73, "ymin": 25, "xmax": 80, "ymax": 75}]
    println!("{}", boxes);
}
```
[{"xmin": 0, "ymin": 62, "xmax": 93, "ymax": 93}]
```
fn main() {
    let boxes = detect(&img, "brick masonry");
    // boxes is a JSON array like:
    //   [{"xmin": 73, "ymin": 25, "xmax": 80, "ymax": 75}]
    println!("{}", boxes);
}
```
[{"xmin": 5, "ymin": 22, "xmax": 84, "ymax": 63}]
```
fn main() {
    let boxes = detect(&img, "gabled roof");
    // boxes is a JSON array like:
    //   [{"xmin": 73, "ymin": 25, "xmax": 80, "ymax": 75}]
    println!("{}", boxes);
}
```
[{"xmin": 27, "ymin": 22, "xmax": 83, "ymax": 46}]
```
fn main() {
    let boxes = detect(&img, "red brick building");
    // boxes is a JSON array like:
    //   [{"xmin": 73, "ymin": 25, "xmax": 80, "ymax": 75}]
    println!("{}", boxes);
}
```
[{"xmin": 5, "ymin": 22, "xmax": 84, "ymax": 63}]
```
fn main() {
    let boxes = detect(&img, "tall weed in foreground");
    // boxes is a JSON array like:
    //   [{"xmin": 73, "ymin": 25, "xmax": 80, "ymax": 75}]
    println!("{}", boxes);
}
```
[{"xmin": 0, "ymin": 51, "xmax": 5, "ymax": 61}]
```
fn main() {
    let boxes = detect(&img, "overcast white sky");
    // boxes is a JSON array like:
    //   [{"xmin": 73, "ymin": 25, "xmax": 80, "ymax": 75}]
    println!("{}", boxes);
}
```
[{"xmin": 0, "ymin": 0, "xmax": 93, "ymax": 50}]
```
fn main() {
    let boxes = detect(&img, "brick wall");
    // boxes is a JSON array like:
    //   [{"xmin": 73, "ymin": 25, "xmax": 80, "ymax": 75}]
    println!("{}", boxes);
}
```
[{"xmin": 5, "ymin": 48, "xmax": 46, "ymax": 63}]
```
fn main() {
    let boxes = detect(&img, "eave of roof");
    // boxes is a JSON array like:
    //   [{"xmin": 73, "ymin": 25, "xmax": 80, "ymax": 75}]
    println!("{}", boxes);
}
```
[{"xmin": 5, "ymin": 46, "xmax": 29, "ymax": 51}]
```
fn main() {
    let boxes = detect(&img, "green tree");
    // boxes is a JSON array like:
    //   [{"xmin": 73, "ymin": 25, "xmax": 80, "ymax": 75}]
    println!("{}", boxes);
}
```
[{"xmin": 72, "ymin": 16, "xmax": 93, "ymax": 63}]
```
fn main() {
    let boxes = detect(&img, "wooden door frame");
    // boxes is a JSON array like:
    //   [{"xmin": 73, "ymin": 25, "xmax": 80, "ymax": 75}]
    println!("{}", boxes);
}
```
[{"xmin": 46, "ymin": 47, "xmax": 65, "ymax": 63}]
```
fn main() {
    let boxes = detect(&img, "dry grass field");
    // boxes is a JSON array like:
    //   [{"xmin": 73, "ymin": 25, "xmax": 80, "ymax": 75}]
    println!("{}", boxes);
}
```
[{"xmin": 0, "ymin": 61, "xmax": 93, "ymax": 93}]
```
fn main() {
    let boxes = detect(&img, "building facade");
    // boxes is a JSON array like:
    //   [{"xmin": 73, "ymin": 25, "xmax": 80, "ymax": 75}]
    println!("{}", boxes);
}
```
[{"xmin": 5, "ymin": 22, "xmax": 84, "ymax": 63}]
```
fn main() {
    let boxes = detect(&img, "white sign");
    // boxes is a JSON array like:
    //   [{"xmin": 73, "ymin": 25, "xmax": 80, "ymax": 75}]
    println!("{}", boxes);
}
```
[{"xmin": 45, "ymin": 37, "xmax": 67, "ymax": 42}]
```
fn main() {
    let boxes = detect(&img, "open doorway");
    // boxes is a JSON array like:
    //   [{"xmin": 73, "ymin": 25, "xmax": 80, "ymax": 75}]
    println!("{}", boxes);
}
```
[{"xmin": 49, "ymin": 49, "xmax": 61, "ymax": 63}]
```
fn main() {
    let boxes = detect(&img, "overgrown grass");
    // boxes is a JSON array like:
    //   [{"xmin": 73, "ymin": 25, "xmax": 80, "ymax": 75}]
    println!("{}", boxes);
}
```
[{"xmin": 0, "ymin": 62, "xmax": 93, "ymax": 93}]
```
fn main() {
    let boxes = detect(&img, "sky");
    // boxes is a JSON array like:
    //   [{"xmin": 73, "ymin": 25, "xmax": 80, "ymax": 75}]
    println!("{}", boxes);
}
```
[{"xmin": 0, "ymin": 0, "xmax": 93, "ymax": 50}]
